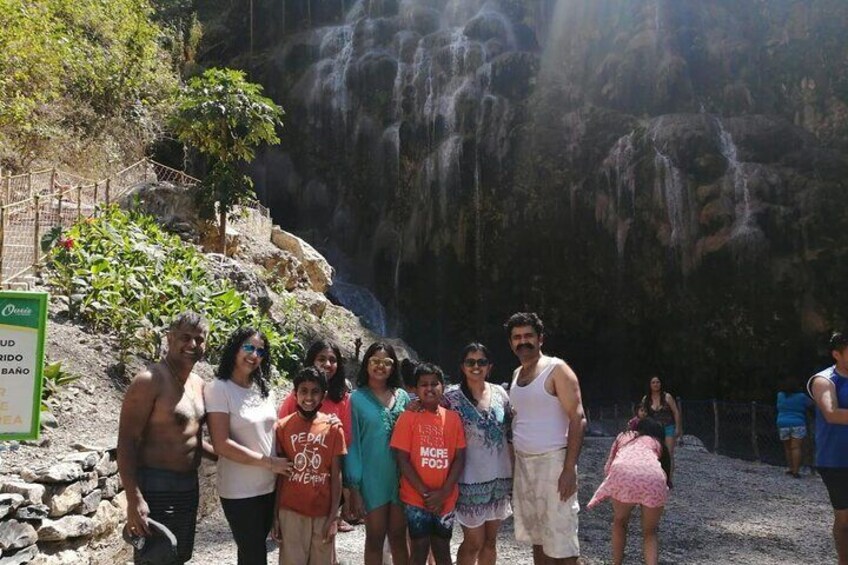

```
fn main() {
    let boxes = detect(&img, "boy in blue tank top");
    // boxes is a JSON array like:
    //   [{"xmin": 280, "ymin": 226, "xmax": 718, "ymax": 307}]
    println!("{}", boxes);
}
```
[{"xmin": 807, "ymin": 331, "xmax": 848, "ymax": 564}]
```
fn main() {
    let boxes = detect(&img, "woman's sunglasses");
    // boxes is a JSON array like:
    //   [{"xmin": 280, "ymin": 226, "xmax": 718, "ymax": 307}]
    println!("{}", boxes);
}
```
[
  {"xmin": 368, "ymin": 358, "xmax": 395, "ymax": 368},
  {"xmin": 463, "ymin": 358, "xmax": 490, "ymax": 368},
  {"xmin": 241, "ymin": 343, "xmax": 267, "ymax": 357}
]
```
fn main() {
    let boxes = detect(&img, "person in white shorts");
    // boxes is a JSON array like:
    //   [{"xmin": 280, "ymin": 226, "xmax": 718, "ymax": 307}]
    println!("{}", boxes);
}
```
[{"xmin": 506, "ymin": 312, "xmax": 587, "ymax": 565}]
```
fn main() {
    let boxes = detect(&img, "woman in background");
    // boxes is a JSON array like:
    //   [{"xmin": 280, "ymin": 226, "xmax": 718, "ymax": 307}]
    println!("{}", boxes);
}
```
[
  {"xmin": 642, "ymin": 375, "xmax": 681, "ymax": 484},
  {"xmin": 776, "ymin": 375, "xmax": 813, "ymax": 478}
]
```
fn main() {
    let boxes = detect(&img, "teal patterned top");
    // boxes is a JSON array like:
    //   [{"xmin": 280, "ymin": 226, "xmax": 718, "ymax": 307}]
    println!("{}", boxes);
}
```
[{"xmin": 345, "ymin": 387, "xmax": 410, "ymax": 511}]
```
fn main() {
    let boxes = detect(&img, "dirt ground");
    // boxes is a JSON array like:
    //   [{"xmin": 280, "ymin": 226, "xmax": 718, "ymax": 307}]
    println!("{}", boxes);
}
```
[{"xmin": 192, "ymin": 436, "xmax": 835, "ymax": 565}]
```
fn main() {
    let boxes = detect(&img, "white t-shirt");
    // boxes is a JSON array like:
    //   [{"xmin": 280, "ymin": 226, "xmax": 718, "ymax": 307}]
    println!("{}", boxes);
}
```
[{"xmin": 204, "ymin": 378, "xmax": 277, "ymax": 499}]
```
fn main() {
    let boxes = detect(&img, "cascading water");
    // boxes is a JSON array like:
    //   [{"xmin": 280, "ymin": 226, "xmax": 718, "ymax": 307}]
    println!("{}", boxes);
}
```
[{"xmin": 715, "ymin": 118, "xmax": 755, "ymax": 238}]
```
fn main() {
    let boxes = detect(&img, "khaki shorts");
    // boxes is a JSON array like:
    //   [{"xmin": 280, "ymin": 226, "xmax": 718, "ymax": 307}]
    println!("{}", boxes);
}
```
[
  {"xmin": 513, "ymin": 448, "xmax": 580, "ymax": 559},
  {"xmin": 278, "ymin": 508, "xmax": 334, "ymax": 565}
]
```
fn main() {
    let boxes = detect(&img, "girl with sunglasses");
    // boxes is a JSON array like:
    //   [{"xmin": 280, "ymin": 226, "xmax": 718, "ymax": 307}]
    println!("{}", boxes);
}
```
[
  {"xmin": 345, "ymin": 342, "xmax": 411, "ymax": 565},
  {"xmin": 205, "ymin": 327, "xmax": 292, "ymax": 565},
  {"xmin": 443, "ymin": 343, "xmax": 513, "ymax": 565}
]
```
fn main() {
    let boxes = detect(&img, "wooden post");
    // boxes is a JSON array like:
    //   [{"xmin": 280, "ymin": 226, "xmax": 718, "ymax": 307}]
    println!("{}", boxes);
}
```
[
  {"xmin": 57, "ymin": 193, "xmax": 64, "ymax": 226},
  {"xmin": 105, "ymin": 178, "xmax": 111, "ymax": 206},
  {"xmin": 93, "ymin": 182, "xmax": 99, "ymax": 214},
  {"xmin": 751, "ymin": 401, "xmax": 760, "ymax": 462},
  {"xmin": 50, "ymin": 167, "xmax": 57, "ymax": 194},
  {"xmin": 33, "ymin": 194, "xmax": 41, "ymax": 274},
  {"xmin": 712, "ymin": 399, "xmax": 720, "ymax": 453},
  {"xmin": 3, "ymin": 174, "xmax": 9, "ymax": 204},
  {"xmin": 27, "ymin": 172, "xmax": 33, "ymax": 198},
  {"xmin": 0, "ymin": 206, "xmax": 5, "ymax": 284},
  {"xmin": 76, "ymin": 185, "xmax": 82, "ymax": 221}
]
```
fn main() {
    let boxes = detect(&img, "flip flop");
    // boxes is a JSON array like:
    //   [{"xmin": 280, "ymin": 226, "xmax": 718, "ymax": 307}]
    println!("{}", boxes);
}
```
[{"xmin": 337, "ymin": 519, "xmax": 355, "ymax": 533}]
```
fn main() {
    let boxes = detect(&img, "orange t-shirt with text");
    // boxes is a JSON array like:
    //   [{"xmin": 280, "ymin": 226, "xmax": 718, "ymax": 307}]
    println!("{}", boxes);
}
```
[
  {"xmin": 275, "ymin": 412, "xmax": 347, "ymax": 518},
  {"xmin": 390, "ymin": 407, "xmax": 466, "ymax": 513}
]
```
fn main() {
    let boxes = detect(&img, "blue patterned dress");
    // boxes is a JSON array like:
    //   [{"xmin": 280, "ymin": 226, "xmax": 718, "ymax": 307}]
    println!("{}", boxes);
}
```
[{"xmin": 443, "ymin": 384, "xmax": 513, "ymax": 528}]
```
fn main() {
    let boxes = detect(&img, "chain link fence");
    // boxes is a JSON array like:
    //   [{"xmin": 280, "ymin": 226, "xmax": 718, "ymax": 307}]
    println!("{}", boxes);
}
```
[
  {"xmin": 0, "ymin": 159, "xmax": 200, "ymax": 286},
  {"xmin": 586, "ymin": 399, "xmax": 816, "ymax": 468}
]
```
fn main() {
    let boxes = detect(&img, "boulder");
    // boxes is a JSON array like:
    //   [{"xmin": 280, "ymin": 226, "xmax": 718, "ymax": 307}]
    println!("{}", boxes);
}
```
[
  {"xmin": 37, "ymin": 515, "xmax": 95, "ymax": 542},
  {"xmin": 98, "ymin": 475, "xmax": 121, "ymax": 500},
  {"xmin": 204, "ymin": 253, "xmax": 272, "ymax": 312},
  {"xmin": 22, "ymin": 462, "xmax": 85, "ymax": 484},
  {"xmin": 62, "ymin": 452, "xmax": 99, "ymax": 472},
  {"xmin": 270, "ymin": 227, "xmax": 334, "ymax": 293},
  {"xmin": 94, "ymin": 453, "xmax": 117, "ymax": 478},
  {"xmin": 0, "ymin": 545, "xmax": 39, "ymax": 565},
  {"xmin": 0, "ymin": 494, "xmax": 24, "ymax": 519},
  {"xmin": 292, "ymin": 289, "xmax": 329, "ymax": 318},
  {"xmin": 92, "ymin": 500, "xmax": 122, "ymax": 537},
  {"xmin": 44, "ymin": 484, "xmax": 82, "ymax": 518},
  {"xmin": 0, "ymin": 520, "xmax": 38, "ymax": 550},
  {"xmin": 79, "ymin": 490, "xmax": 101, "ymax": 516},
  {"xmin": 14, "ymin": 503, "xmax": 49, "ymax": 521},
  {"xmin": 1, "ymin": 481, "xmax": 45, "ymax": 506}
]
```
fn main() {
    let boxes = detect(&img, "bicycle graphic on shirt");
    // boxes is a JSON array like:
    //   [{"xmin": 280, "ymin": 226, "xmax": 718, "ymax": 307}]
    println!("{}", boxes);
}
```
[{"xmin": 293, "ymin": 446, "xmax": 322, "ymax": 472}]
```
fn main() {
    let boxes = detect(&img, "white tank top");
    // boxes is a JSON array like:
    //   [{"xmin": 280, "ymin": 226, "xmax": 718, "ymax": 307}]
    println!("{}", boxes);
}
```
[{"xmin": 510, "ymin": 359, "xmax": 570, "ymax": 454}]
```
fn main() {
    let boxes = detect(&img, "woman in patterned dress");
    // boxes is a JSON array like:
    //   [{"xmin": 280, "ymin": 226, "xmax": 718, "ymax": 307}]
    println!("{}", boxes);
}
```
[
  {"xmin": 345, "ymin": 342, "xmax": 411, "ymax": 565},
  {"xmin": 588, "ymin": 417, "xmax": 670, "ymax": 565},
  {"xmin": 443, "ymin": 343, "xmax": 512, "ymax": 565}
]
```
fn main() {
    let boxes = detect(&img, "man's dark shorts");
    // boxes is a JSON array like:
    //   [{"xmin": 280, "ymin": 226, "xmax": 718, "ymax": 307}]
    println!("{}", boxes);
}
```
[
  {"xmin": 818, "ymin": 467, "xmax": 848, "ymax": 510},
  {"xmin": 137, "ymin": 467, "xmax": 199, "ymax": 564}
]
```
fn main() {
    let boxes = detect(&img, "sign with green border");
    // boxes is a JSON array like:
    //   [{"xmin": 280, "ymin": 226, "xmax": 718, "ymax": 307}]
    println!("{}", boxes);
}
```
[{"xmin": 0, "ymin": 291, "xmax": 48, "ymax": 441}]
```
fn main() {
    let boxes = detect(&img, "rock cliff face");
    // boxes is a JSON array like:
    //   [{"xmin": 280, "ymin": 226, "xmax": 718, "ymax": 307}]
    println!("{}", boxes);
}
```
[{"xmin": 201, "ymin": 0, "xmax": 848, "ymax": 399}]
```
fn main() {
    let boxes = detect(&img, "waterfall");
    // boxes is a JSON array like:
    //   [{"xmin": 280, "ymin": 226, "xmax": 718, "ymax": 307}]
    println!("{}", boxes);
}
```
[
  {"xmin": 715, "ymin": 118, "xmax": 755, "ymax": 238},
  {"xmin": 329, "ymin": 280, "xmax": 389, "ymax": 335},
  {"xmin": 601, "ymin": 131, "xmax": 637, "ymax": 259}
]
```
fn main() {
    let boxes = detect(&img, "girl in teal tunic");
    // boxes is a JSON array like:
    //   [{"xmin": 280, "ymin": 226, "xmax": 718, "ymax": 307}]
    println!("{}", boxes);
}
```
[{"xmin": 345, "ymin": 342, "xmax": 410, "ymax": 565}]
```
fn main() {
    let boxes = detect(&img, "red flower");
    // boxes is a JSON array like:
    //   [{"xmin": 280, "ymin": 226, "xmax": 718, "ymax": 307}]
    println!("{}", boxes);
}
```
[{"xmin": 60, "ymin": 237, "xmax": 74, "ymax": 250}]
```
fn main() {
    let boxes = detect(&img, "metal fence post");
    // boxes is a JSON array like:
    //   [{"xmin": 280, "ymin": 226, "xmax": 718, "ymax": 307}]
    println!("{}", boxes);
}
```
[
  {"xmin": 751, "ymin": 401, "xmax": 760, "ymax": 462},
  {"xmin": 712, "ymin": 399, "xmax": 720, "ymax": 453},
  {"xmin": 76, "ymin": 185, "xmax": 82, "ymax": 221},
  {"xmin": 33, "ymin": 194, "xmax": 41, "ymax": 274}
]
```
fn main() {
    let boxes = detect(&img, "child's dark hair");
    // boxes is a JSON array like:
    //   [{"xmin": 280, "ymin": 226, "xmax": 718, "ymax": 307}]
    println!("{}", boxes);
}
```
[
  {"xmin": 632, "ymin": 401, "xmax": 643, "ymax": 416},
  {"xmin": 294, "ymin": 366, "xmax": 328, "ymax": 393},
  {"xmin": 400, "ymin": 358, "xmax": 418, "ymax": 389},
  {"xmin": 304, "ymin": 340, "xmax": 348, "ymax": 402},
  {"xmin": 413, "ymin": 362, "xmax": 445, "ymax": 386},
  {"xmin": 634, "ymin": 417, "xmax": 672, "ymax": 486}
]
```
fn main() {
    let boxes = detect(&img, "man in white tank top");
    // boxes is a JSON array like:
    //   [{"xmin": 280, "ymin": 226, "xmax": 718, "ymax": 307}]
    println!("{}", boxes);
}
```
[{"xmin": 506, "ymin": 312, "xmax": 586, "ymax": 565}]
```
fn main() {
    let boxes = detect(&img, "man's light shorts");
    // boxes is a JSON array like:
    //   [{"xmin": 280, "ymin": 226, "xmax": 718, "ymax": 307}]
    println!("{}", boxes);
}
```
[
  {"xmin": 513, "ymin": 448, "xmax": 579, "ymax": 559},
  {"xmin": 778, "ymin": 425, "xmax": 807, "ymax": 440}
]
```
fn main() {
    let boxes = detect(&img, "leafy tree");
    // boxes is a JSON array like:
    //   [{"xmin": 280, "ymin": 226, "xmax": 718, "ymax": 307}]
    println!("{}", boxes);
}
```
[{"xmin": 169, "ymin": 67, "xmax": 284, "ymax": 252}]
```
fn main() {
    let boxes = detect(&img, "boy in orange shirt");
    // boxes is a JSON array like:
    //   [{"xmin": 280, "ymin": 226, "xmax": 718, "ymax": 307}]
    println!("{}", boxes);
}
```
[
  {"xmin": 391, "ymin": 363, "xmax": 466, "ymax": 565},
  {"xmin": 273, "ymin": 366, "xmax": 346, "ymax": 565}
]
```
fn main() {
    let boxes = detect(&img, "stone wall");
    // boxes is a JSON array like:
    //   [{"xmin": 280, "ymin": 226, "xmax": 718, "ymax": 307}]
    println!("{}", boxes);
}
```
[{"xmin": 0, "ymin": 444, "xmax": 126, "ymax": 565}]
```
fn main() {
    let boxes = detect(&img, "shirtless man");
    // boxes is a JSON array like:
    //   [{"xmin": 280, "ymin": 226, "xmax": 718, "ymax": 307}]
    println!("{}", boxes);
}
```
[
  {"xmin": 117, "ymin": 312, "xmax": 214, "ymax": 564},
  {"xmin": 506, "ymin": 312, "xmax": 586, "ymax": 565}
]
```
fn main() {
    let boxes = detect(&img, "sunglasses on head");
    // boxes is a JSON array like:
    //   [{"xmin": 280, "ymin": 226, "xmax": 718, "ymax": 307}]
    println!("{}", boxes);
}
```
[
  {"xmin": 463, "ymin": 358, "xmax": 490, "ymax": 368},
  {"xmin": 241, "ymin": 343, "xmax": 267, "ymax": 357},
  {"xmin": 368, "ymin": 357, "xmax": 395, "ymax": 368}
]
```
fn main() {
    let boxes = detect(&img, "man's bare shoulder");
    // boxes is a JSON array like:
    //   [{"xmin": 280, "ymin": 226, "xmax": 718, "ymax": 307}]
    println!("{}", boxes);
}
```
[
  {"xmin": 126, "ymin": 364, "xmax": 165, "ymax": 395},
  {"xmin": 548, "ymin": 356, "xmax": 578, "ymax": 381}
]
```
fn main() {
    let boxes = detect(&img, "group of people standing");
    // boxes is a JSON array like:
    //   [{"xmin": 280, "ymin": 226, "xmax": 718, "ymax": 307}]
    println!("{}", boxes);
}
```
[
  {"xmin": 117, "ymin": 311, "xmax": 594, "ymax": 565},
  {"xmin": 115, "ymin": 308, "xmax": 848, "ymax": 565}
]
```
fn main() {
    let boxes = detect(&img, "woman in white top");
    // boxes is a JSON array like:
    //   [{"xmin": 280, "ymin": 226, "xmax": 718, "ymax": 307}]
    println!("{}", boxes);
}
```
[{"xmin": 205, "ymin": 327, "xmax": 292, "ymax": 565}]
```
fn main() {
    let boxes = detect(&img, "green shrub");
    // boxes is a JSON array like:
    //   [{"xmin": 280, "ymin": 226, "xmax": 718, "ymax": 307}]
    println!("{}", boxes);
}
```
[
  {"xmin": 47, "ymin": 205, "xmax": 302, "ymax": 377},
  {"xmin": 41, "ymin": 360, "xmax": 80, "ymax": 411}
]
